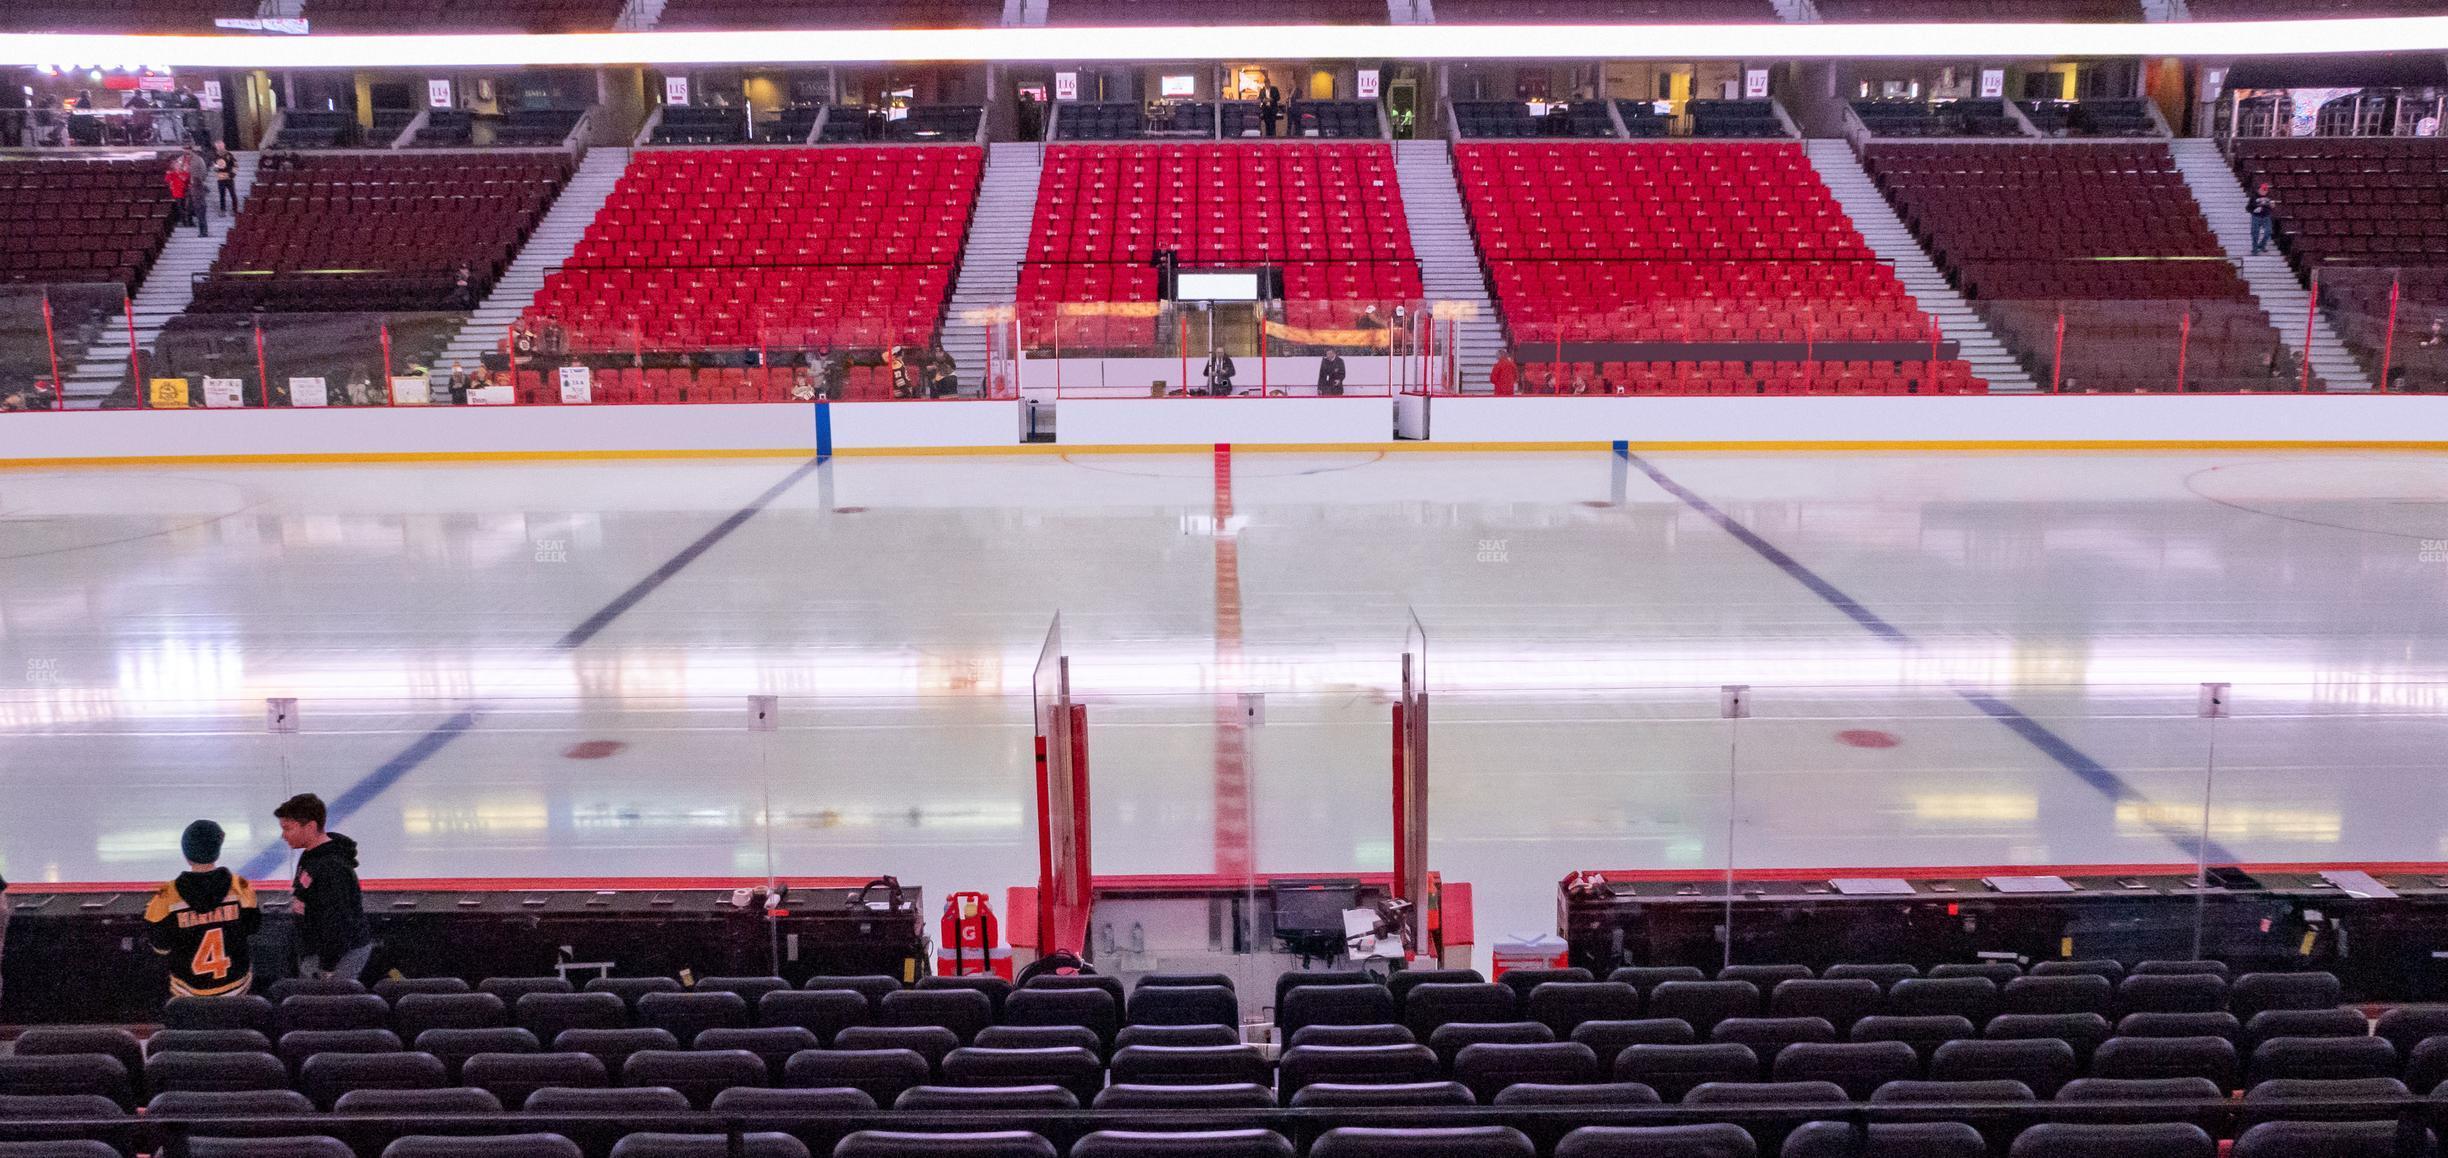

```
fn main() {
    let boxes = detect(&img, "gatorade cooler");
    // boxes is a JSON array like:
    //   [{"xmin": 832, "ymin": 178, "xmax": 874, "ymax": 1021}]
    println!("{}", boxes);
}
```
[
  {"xmin": 937, "ymin": 891, "xmax": 1014, "ymax": 979},
  {"xmin": 1490, "ymin": 933, "xmax": 1569, "ymax": 981}
]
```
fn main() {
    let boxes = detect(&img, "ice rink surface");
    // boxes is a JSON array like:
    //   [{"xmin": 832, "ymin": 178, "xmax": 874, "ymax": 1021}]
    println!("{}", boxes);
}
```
[{"xmin": 2, "ymin": 448, "xmax": 2445, "ymax": 948}]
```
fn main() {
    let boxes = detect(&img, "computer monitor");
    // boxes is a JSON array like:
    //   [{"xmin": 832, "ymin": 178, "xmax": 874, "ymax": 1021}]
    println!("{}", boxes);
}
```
[{"xmin": 1270, "ymin": 879, "xmax": 1361, "ymax": 938}]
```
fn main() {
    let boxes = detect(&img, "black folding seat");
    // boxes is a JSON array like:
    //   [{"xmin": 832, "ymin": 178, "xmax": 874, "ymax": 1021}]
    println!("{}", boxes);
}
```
[
  {"xmin": 2379, "ymin": 1009, "xmax": 2448, "ymax": 1059},
  {"xmin": 1123, "ymin": 986, "xmax": 1235, "ymax": 1030},
  {"xmin": 1000, "ymin": 988, "xmax": 1118, "ymax": 1052},
  {"xmin": 1113, "ymin": 1026, "xmax": 1240, "ymax": 1050},
  {"xmin": 271, "ymin": 979, "xmax": 368, "ymax": 1002},
  {"xmin": 690, "ymin": 1029, "xmax": 816, "ymax": 1087},
  {"xmin": 2242, "ymin": 1009, "xmax": 2369, "ymax": 1053},
  {"xmin": 2116, "ymin": 1013, "xmax": 2240, "ymax": 1045},
  {"xmin": 0, "ymin": 1144, "xmax": 121, "ymax": 1158},
  {"xmin": 142, "ymin": 1053, "xmax": 289, "ymax": 1096},
  {"xmin": 1493, "ymin": 1079, "xmax": 1662, "ymax": 1105},
  {"xmin": 0, "ymin": 1093, "xmax": 132, "ymax": 1149},
  {"xmin": 608, "ymin": 1134, "xmax": 807, "ymax": 1158},
  {"xmin": 1713, "ymin": 1018, "xmax": 1839, "ymax": 1075},
  {"xmin": 2247, "ymin": 1037, "xmax": 2398, "ymax": 1085},
  {"xmin": 1402, "ymin": 985, "xmax": 1516, "ymax": 1040},
  {"xmin": 518, "ymin": 994, "xmax": 627, "ymax": 1043},
  {"xmin": 1889, "ymin": 978, "xmax": 1998, "ymax": 1026},
  {"xmin": 710, "ymin": 1086, "xmax": 876, "ymax": 1113},
  {"xmin": 2117, "ymin": 975, "xmax": 2226, "ymax": 1016},
  {"xmin": 894, "ymin": 1084, "xmax": 1076, "ymax": 1111},
  {"xmin": 1276, "ymin": 974, "xmax": 1380, "ymax": 1016},
  {"xmin": 1070, "ymin": 1131, "xmax": 1291, "ymax": 1158},
  {"xmin": 394, "ymin": 994, "xmax": 507, "ymax": 1040},
  {"xmin": 916, "ymin": 976, "xmax": 1012, "ymax": 1018},
  {"xmin": 1555, "ymin": 1124, "xmax": 1754, "ymax": 1158},
  {"xmin": 584, "ymin": 978, "xmax": 684, "ymax": 1013},
  {"xmin": 146, "ymin": 1030, "xmax": 274, "ymax": 1055},
  {"xmin": 1782, "ymin": 1122, "xmax": 1991, "ymax": 1158},
  {"xmin": 832, "ymin": 1133, "xmax": 1054, "ymax": 1158},
  {"xmin": 879, "ymin": 990, "xmax": 993, "ymax": 1046},
  {"xmin": 552, "ymin": 1030, "xmax": 679, "ymax": 1078},
  {"xmin": 1771, "ymin": 980, "xmax": 1884, "ymax": 1034},
  {"xmin": 462, "ymin": 1053, "xmax": 606, "ymax": 1109},
  {"xmin": 693, "ymin": 978, "xmax": 791, "ymax": 1006},
  {"xmin": 1853, "ymin": 1016, "xmax": 1976, "ymax": 1065},
  {"xmin": 2052, "ymin": 1077, "xmax": 2228, "ymax": 1129},
  {"xmin": 2005, "ymin": 1123, "xmax": 2215, "ymax": 1158},
  {"xmin": 941, "ymin": 1047, "xmax": 1101, "ymax": 1106},
  {"xmin": 381, "ymin": 1135, "xmax": 583, "ymax": 1158},
  {"xmin": 833, "ymin": 1027, "xmax": 960, "ymax": 1076},
  {"xmin": 0, "ymin": 1059, "xmax": 132, "ymax": 1111},
  {"xmin": 2132, "ymin": 961, "xmax": 2230, "ymax": 979},
  {"xmin": 477, "ymin": 978, "xmax": 573, "ymax": 1003},
  {"xmin": 756, "ymin": 992, "xmax": 869, "ymax": 1047},
  {"xmin": 1907, "ymin": 1033, "xmax": 2067, "ymax": 1097},
  {"xmin": 1107, "ymin": 1044, "xmax": 1265, "ymax": 1088},
  {"xmin": 298, "ymin": 1052, "xmax": 446, "ymax": 1111},
  {"xmin": 277, "ymin": 1029, "xmax": 403, "ymax": 1074},
  {"xmin": 12, "ymin": 1032, "xmax": 143, "ymax": 1091},
  {"xmin": 1427, "ymin": 1023, "xmax": 1550, "ymax": 1071},
  {"xmin": 523, "ymin": 1082, "xmax": 689, "ymax": 1154},
  {"xmin": 619, "ymin": 1050, "xmax": 767, "ymax": 1109},
  {"xmin": 1494, "ymin": 968, "xmax": 1592, "ymax": 1009},
  {"xmin": 636, "ymin": 992, "xmax": 749, "ymax": 1046},
  {"xmin": 189, "ymin": 1142, "xmax": 356, "ymax": 1158},
  {"xmin": 1609, "ymin": 966, "xmax": 1706, "ymax": 1000},
  {"xmin": 1020, "ymin": 975, "xmax": 1124, "ymax": 1014},
  {"xmin": 1291, "ymin": 1081, "xmax": 1474, "ymax": 1107},
  {"xmin": 2091, "ymin": 1036, "xmax": 2241, "ymax": 1091},
  {"xmin": 1288, "ymin": 1025, "xmax": 1414, "ymax": 1049},
  {"xmin": 1308, "ymin": 1127, "xmax": 1534, "ymax": 1158},
  {"xmin": 1279, "ymin": 985, "xmax": 1396, "ymax": 1042},
  {"xmin": 1872, "ymin": 1078, "xmax": 2039, "ymax": 1149},
  {"xmin": 1773, "ymin": 1041, "xmax": 1920, "ymax": 1100},
  {"xmin": 331, "ymin": 1087, "xmax": 500, "ymax": 1113},
  {"xmin": 1137, "ymin": 973, "xmax": 1234, "ymax": 990},
  {"xmin": 1825, "ymin": 965, "xmax": 1921, "ymax": 991},
  {"xmin": 1721, "ymin": 964, "xmax": 1814, "ymax": 990},
  {"xmin": 2408, "ymin": 1038, "xmax": 2448, "ymax": 1095},
  {"xmin": 2232, "ymin": 1121, "xmax": 2430, "ymax": 1158},
  {"xmin": 1276, "ymin": 1044, "xmax": 1438, "ymax": 1104},
  {"xmin": 281, "ymin": 995, "xmax": 391, "ymax": 1035},
  {"xmin": 1684, "ymin": 1081, "xmax": 1848, "ymax": 1153},
  {"xmin": 2240, "ymin": 1076, "xmax": 2410, "ymax": 1125},
  {"xmin": 2004, "ymin": 976, "xmax": 2115, "ymax": 1017},
  {"xmin": 1612, "ymin": 1044, "xmax": 1758, "ymax": 1102},
  {"xmin": 806, "ymin": 976, "xmax": 903, "ymax": 1010},
  {"xmin": 2033, "ymin": 961, "xmax": 2126, "ymax": 982},
  {"xmin": 1093, "ymin": 1083, "xmax": 1275, "ymax": 1109},
  {"xmin": 1932, "ymin": 963, "xmax": 2024, "ymax": 987},
  {"xmin": 415, "ymin": 1029, "xmax": 538, "ymax": 1082},
  {"xmin": 1526, "ymin": 983, "xmax": 1640, "ymax": 1038},
  {"xmin": 375, "ymin": 979, "xmax": 472, "ymax": 1002},
  {"xmin": 781, "ymin": 1050, "xmax": 928, "ymax": 1108},
  {"xmin": 1452, "ymin": 1042, "xmax": 1596, "ymax": 1101},
  {"xmin": 1650, "ymin": 982, "xmax": 1763, "ymax": 1037},
  {"xmin": 1389, "ymin": 969, "xmax": 1483, "ymax": 1012}
]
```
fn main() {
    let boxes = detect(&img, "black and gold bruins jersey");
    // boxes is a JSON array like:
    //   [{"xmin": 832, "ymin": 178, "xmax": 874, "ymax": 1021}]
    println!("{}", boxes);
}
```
[{"xmin": 144, "ymin": 870, "xmax": 263, "ymax": 998}]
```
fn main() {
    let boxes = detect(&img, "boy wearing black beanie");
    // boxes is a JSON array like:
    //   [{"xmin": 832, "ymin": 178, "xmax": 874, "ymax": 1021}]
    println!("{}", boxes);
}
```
[{"xmin": 143, "ymin": 819, "xmax": 262, "ymax": 997}]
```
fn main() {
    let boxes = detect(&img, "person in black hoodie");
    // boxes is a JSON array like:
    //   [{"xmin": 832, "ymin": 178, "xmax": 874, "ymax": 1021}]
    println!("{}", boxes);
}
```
[
  {"xmin": 275, "ymin": 793, "xmax": 372, "ymax": 981},
  {"xmin": 144, "ymin": 820, "xmax": 263, "ymax": 997}
]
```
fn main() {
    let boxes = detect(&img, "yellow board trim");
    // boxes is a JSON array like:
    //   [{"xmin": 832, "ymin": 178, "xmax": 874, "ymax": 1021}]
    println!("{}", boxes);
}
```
[{"xmin": 5, "ymin": 439, "xmax": 2448, "ymax": 470}]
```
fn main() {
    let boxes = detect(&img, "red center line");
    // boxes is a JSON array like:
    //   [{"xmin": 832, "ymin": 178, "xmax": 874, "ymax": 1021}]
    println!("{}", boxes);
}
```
[{"xmin": 1212, "ymin": 442, "xmax": 1252, "ymax": 880}]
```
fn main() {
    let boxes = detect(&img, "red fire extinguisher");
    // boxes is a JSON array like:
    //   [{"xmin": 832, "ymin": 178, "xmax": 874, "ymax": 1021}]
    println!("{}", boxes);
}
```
[{"xmin": 936, "ymin": 891, "xmax": 1012, "ymax": 979}]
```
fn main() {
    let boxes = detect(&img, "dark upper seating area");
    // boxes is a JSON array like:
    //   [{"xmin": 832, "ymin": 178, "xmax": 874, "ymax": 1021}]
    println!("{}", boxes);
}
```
[
  {"xmin": 2019, "ymin": 100, "xmax": 2163, "ymax": 139},
  {"xmin": 1454, "ymin": 102, "xmax": 1616, "ymax": 140},
  {"xmin": 1866, "ymin": 142, "xmax": 2298, "ymax": 392},
  {"xmin": 1818, "ymin": 0, "xmax": 2139, "ymax": 17},
  {"xmin": 1852, "ymin": 100, "xmax": 2026, "ymax": 139},
  {"xmin": 302, "ymin": 0, "xmax": 625, "ymax": 32},
  {"xmin": 1687, "ymin": 100, "xmax": 1789, "ymax": 139},
  {"xmin": 411, "ymin": 112, "xmax": 477, "ymax": 149},
  {"xmin": 1054, "ymin": 102, "xmax": 1213, "ymax": 141},
  {"xmin": 0, "ymin": 963, "xmax": 2432, "ymax": 1158},
  {"xmin": 1433, "ymin": 0, "xmax": 1779, "ymax": 21},
  {"xmin": 276, "ymin": 111, "xmax": 365, "ymax": 151},
  {"xmin": 655, "ymin": 0, "xmax": 1005, "ymax": 27},
  {"xmin": 194, "ymin": 154, "xmax": 572, "ymax": 314},
  {"xmin": 1223, "ymin": 102, "xmax": 1382, "ymax": 140},
  {"xmin": 494, "ymin": 111, "xmax": 587, "ymax": 149},
  {"xmin": 0, "ymin": 156, "xmax": 177, "ymax": 292},
  {"xmin": 652, "ymin": 109, "xmax": 751, "ymax": 147},
  {"xmin": 1046, "ymin": 0, "xmax": 1385, "ymax": 23},
  {"xmin": 0, "ymin": 0, "xmax": 251, "ymax": 31}
]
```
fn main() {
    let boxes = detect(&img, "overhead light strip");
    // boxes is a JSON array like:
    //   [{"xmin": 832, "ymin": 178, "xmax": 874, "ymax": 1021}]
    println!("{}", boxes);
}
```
[{"xmin": 4, "ymin": 17, "xmax": 2447, "ymax": 69}]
